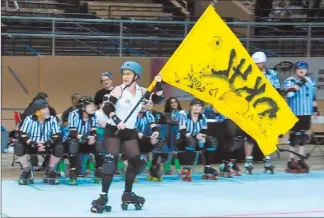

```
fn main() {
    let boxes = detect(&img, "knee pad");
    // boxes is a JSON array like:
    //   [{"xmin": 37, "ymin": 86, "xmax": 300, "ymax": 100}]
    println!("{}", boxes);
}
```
[
  {"xmin": 53, "ymin": 142, "xmax": 64, "ymax": 158},
  {"xmin": 128, "ymin": 154, "xmax": 147, "ymax": 175},
  {"xmin": 30, "ymin": 154, "xmax": 38, "ymax": 165},
  {"xmin": 206, "ymin": 136, "xmax": 218, "ymax": 151},
  {"xmin": 14, "ymin": 141, "xmax": 25, "ymax": 156},
  {"xmin": 185, "ymin": 136, "xmax": 197, "ymax": 151},
  {"xmin": 102, "ymin": 153, "xmax": 117, "ymax": 175},
  {"xmin": 95, "ymin": 141, "xmax": 104, "ymax": 154},
  {"xmin": 229, "ymin": 136, "xmax": 244, "ymax": 152},
  {"xmin": 289, "ymin": 132, "xmax": 302, "ymax": 147},
  {"xmin": 68, "ymin": 139, "xmax": 79, "ymax": 157}
]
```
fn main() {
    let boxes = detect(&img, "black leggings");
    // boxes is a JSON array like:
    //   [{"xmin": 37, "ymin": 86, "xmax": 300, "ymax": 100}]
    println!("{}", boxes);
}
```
[{"xmin": 102, "ymin": 124, "xmax": 140, "ymax": 194}]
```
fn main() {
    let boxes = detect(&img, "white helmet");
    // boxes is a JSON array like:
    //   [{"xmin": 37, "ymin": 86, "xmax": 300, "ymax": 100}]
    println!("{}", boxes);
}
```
[{"xmin": 252, "ymin": 51, "xmax": 267, "ymax": 64}]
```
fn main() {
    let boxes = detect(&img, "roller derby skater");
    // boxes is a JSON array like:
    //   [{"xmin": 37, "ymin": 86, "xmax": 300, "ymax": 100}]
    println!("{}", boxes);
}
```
[
  {"xmin": 176, "ymin": 98, "xmax": 218, "ymax": 181},
  {"xmin": 63, "ymin": 96, "xmax": 104, "ymax": 185},
  {"xmin": 136, "ymin": 99, "xmax": 164, "ymax": 182},
  {"xmin": 284, "ymin": 61, "xmax": 317, "ymax": 174},
  {"xmin": 16, "ymin": 99, "xmax": 63, "ymax": 185},
  {"xmin": 242, "ymin": 51, "xmax": 283, "ymax": 175},
  {"xmin": 90, "ymin": 61, "xmax": 164, "ymax": 213}
]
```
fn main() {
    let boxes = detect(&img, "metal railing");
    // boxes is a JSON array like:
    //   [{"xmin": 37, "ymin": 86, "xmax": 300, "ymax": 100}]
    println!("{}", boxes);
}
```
[{"xmin": 2, "ymin": 16, "xmax": 324, "ymax": 57}]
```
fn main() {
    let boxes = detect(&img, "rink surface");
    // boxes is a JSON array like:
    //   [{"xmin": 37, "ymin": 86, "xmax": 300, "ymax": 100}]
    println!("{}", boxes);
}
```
[{"xmin": 2, "ymin": 171, "xmax": 324, "ymax": 217}]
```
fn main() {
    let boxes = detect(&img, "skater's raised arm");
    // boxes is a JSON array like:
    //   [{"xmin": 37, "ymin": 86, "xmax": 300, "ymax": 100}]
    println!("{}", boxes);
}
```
[{"xmin": 142, "ymin": 75, "xmax": 165, "ymax": 105}]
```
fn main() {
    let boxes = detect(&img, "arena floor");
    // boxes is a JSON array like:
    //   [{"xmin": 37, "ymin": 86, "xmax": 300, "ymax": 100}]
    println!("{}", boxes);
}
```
[{"xmin": 2, "ymin": 147, "xmax": 324, "ymax": 217}]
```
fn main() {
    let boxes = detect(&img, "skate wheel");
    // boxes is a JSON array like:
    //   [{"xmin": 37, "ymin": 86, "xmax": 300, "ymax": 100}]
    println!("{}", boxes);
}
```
[
  {"xmin": 135, "ymin": 204, "xmax": 142, "ymax": 210},
  {"xmin": 147, "ymin": 176, "xmax": 152, "ymax": 181},
  {"xmin": 187, "ymin": 177, "xmax": 192, "ymax": 182},
  {"xmin": 105, "ymin": 205, "xmax": 112, "ymax": 212},
  {"xmin": 121, "ymin": 203, "xmax": 128, "ymax": 210},
  {"xmin": 201, "ymin": 175, "xmax": 207, "ymax": 180},
  {"xmin": 43, "ymin": 179, "xmax": 48, "ymax": 184},
  {"xmin": 91, "ymin": 206, "xmax": 103, "ymax": 213},
  {"xmin": 29, "ymin": 179, "xmax": 34, "ymax": 184}
]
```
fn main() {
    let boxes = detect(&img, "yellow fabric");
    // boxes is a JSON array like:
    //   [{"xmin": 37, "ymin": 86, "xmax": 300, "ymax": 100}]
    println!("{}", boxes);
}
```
[{"xmin": 160, "ymin": 4, "xmax": 298, "ymax": 155}]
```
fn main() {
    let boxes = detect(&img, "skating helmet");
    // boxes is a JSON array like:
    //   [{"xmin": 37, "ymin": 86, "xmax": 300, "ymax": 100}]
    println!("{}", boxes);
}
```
[
  {"xmin": 190, "ymin": 98, "xmax": 204, "ymax": 107},
  {"xmin": 120, "ymin": 61, "xmax": 142, "ymax": 79},
  {"xmin": 295, "ymin": 61, "xmax": 308, "ymax": 70},
  {"xmin": 33, "ymin": 99, "xmax": 48, "ymax": 112},
  {"xmin": 252, "ymin": 51, "xmax": 267, "ymax": 64},
  {"xmin": 77, "ymin": 96, "xmax": 95, "ymax": 108}
]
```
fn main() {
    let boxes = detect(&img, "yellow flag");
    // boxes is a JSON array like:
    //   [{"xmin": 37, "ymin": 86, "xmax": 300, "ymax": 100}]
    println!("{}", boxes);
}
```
[{"xmin": 161, "ymin": 3, "xmax": 298, "ymax": 155}]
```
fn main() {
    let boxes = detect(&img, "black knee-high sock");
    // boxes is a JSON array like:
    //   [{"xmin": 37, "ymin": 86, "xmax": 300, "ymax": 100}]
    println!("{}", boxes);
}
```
[
  {"xmin": 205, "ymin": 151, "xmax": 215, "ymax": 166},
  {"xmin": 102, "ymin": 175, "xmax": 113, "ymax": 193},
  {"xmin": 69, "ymin": 156, "xmax": 77, "ymax": 169},
  {"xmin": 95, "ymin": 154, "xmax": 103, "ymax": 169},
  {"xmin": 125, "ymin": 166, "xmax": 136, "ymax": 193},
  {"xmin": 183, "ymin": 151, "xmax": 196, "ymax": 166}
]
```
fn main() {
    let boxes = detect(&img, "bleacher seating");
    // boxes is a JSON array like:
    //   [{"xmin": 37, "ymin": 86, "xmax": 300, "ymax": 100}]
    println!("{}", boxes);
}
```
[{"xmin": 86, "ymin": 1, "xmax": 173, "ymax": 20}]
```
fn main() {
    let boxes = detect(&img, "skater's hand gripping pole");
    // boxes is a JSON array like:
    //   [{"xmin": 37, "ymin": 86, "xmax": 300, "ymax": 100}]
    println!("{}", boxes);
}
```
[{"xmin": 114, "ymin": 75, "xmax": 160, "ymax": 135}]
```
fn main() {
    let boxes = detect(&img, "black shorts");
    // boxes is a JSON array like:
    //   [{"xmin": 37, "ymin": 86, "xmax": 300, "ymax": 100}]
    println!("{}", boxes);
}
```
[
  {"xmin": 104, "ymin": 124, "xmax": 138, "ymax": 141},
  {"xmin": 291, "ymin": 115, "xmax": 311, "ymax": 132}
]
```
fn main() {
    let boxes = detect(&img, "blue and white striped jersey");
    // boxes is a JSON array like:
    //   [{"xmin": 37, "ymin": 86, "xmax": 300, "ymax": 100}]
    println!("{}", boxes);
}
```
[
  {"xmin": 63, "ymin": 109, "xmax": 97, "ymax": 141},
  {"xmin": 177, "ymin": 111, "xmax": 208, "ymax": 139},
  {"xmin": 136, "ymin": 111, "xmax": 156, "ymax": 135},
  {"xmin": 264, "ymin": 69, "xmax": 281, "ymax": 89},
  {"xmin": 20, "ymin": 115, "xmax": 60, "ymax": 142},
  {"xmin": 284, "ymin": 76, "xmax": 316, "ymax": 115}
]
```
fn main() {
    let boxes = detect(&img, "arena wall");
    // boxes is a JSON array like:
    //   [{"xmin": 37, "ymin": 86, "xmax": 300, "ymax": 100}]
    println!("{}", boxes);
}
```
[{"xmin": 2, "ymin": 56, "xmax": 324, "ymax": 130}]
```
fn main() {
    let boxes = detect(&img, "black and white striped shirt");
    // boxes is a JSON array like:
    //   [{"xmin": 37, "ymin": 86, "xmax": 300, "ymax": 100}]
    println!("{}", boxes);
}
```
[
  {"xmin": 63, "ymin": 109, "xmax": 97, "ymax": 141},
  {"xmin": 20, "ymin": 115, "xmax": 60, "ymax": 142}
]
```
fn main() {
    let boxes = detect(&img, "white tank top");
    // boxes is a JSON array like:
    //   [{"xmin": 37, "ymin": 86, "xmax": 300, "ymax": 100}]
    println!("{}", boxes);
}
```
[{"xmin": 107, "ymin": 84, "xmax": 143, "ymax": 129}]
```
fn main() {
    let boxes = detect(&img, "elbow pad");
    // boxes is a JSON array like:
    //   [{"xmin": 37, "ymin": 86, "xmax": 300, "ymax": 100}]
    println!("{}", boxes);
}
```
[
  {"xmin": 69, "ymin": 129, "xmax": 78, "ymax": 139},
  {"xmin": 20, "ymin": 134, "xmax": 30, "ymax": 144},
  {"xmin": 102, "ymin": 95, "xmax": 118, "ymax": 116}
]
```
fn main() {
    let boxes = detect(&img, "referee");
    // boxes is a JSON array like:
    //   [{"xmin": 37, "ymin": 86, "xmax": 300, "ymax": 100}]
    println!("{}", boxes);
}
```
[
  {"xmin": 94, "ymin": 72, "xmax": 114, "ymax": 108},
  {"xmin": 243, "ymin": 51, "xmax": 282, "ymax": 173},
  {"xmin": 176, "ymin": 98, "xmax": 218, "ymax": 180},
  {"xmin": 16, "ymin": 99, "xmax": 64, "ymax": 185},
  {"xmin": 284, "ymin": 61, "xmax": 318, "ymax": 173},
  {"xmin": 64, "ymin": 96, "xmax": 102, "ymax": 184}
]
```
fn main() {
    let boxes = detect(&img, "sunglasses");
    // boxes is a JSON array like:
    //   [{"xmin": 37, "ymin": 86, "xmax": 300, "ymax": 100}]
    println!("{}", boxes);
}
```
[{"xmin": 142, "ymin": 101, "xmax": 153, "ymax": 105}]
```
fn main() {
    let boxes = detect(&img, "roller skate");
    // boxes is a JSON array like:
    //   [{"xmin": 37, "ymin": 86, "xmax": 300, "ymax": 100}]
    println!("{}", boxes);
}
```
[
  {"xmin": 147, "ymin": 165, "xmax": 162, "ymax": 182},
  {"xmin": 91, "ymin": 193, "xmax": 112, "ymax": 213},
  {"xmin": 18, "ymin": 169, "xmax": 34, "ymax": 185},
  {"xmin": 201, "ymin": 166, "xmax": 219, "ymax": 180},
  {"xmin": 285, "ymin": 159, "xmax": 299, "ymax": 173},
  {"xmin": 121, "ymin": 191, "xmax": 145, "ymax": 210},
  {"xmin": 229, "ymin": 159, "xmax": 241, "ymax": 176},
  {"xmin": 180, "ymin": 166, "xmax": 192, "ymax": 181},
  {"xmin": 297, "ymin": 159, "xmax": 310, "ymax": 173},
  {"xmin": 43, "ymin": 168, "xmax": 59, "ymax": 185},
  {"xmin": 219, "ymin": 161, "xmax": 232, "ymax": 178},
  {"xmin": 263, "ymin": 157, "xmax": 275, "ymax": 174},
  {"xmin": 68, "ymin": 169, "xmax": 78, "ymax": 185},
  {"xmin": 93, "ymin": 167, "xmax": 102, "ymax": 184},
  {"xmin": 244, "ymin": 158, "xmax": 254, "ymax": 174}
]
